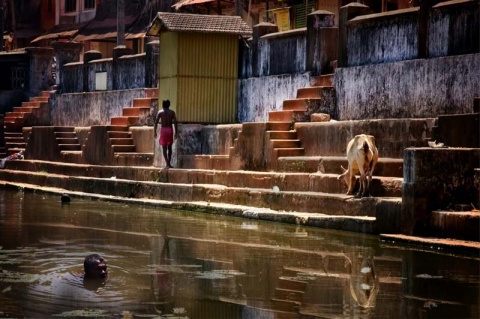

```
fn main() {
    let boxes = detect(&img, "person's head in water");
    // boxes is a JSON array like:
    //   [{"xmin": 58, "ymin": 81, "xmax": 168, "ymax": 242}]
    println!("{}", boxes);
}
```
[
  {"xmin": 162, "ymin": 99, "xmax": 170, "ymax": 109},
  {"xmin": 84, "ymin": 254, "xmax": 108, "ymax": 279}
]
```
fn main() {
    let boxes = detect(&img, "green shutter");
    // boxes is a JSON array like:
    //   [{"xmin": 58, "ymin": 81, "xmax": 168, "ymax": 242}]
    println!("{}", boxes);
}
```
[{"xmin": 294, "ymin": 1, "xmax": 316, "ymax": 29}]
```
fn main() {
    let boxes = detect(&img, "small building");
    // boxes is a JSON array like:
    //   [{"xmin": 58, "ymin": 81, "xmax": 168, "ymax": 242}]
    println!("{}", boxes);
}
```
[{"xmin": 146, "ymin": 13, "xmax": 252, "ymax": 124}]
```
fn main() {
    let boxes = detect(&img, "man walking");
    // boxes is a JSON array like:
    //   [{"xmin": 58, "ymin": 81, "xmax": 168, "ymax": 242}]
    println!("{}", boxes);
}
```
[{"xmin": 154, "ymin": 100, "xmax": 178, "ymax": 168}]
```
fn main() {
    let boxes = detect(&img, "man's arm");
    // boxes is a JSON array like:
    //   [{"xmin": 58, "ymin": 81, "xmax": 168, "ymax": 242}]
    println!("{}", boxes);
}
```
[
  {"xmin": 173, "ymin": 112, "xmax": 178, "ymax": 140},
  {"xmin": 153, "ymin": 111, "xmax": 161, "ymax": 138}
]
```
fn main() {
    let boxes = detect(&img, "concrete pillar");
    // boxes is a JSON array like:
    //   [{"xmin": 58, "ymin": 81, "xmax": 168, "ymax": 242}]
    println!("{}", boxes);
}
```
[
  {"xmin": 112, "ymin": 45, "xmax": 133, "ymax": 90},
  {"xmin": 306, "ymin": 10, "xmax": 336, "ymax": 75},
  {"xmin": 418, "ymin": 0, "xmax": 443, "ymax": 58},
  {"xmin": 337, "ymin": 3, "xmax": 371, "ymax": 68},
  {"xmin": 52, "ymin": 41, "xmax": 83, "ymax": 89},
  {"xmin": 25, "ymin": 47, "xmax": 55, "ymax": 96},
  {"xmin": 83, "ymin": 50, "xmax": 102, "ymax": 92},
  {"xmin": 252, "ymin": 23, "xmax": 278, "ymax": 77},
  {"xmin": 145, "ymin": 40, "xmax": 159, "ymax": 88},
  {"xmin": 401, "ymin": 148, "xmax": 480, "ymax": 236}
]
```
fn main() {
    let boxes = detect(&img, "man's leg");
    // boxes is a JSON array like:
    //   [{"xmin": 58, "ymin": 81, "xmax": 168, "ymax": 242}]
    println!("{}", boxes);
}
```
[
  {"xmin": 162, "ymin": 146, "xmax": 170, "ymax": 168},
  {"xmin": 166, "ymin": 145, "xmax": 173, "ymax": 168}
]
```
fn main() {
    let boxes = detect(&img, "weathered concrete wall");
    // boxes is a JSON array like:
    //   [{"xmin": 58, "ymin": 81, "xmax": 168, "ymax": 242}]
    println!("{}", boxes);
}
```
[
  {"xmin": 156, "ymin": 124, "xmax": 241, "ymax": 168},
  {"xmin": 86, "ymin": 58, "xmax": 113, "ymax": 92},
  {"xmin": 258, "ymin": 29, "xmax": 307, "ymax": 76},
  {"xmin": 402, "ymin": 148, "xmax": 480, "ymax": 235},
  {"xmin": 347, "ymin": 8, "xmax": 419, "ymax": 66},
  {"xmin": 62, "ymin": 62, "xmax": 83, "ymax": 93},
  {"xmin": 238, "ymin": 73, "xmax": 311, "ymax": 123},
  {"xmin": 50, "ymin": 89, "xmax": 148, "ymax": 126},
  {"xmin": 335, "ymin": 53, "xmax": 480, "ymax": 120},
  {"xmin": 26, "ymin": 47, "xmax": 55, "ymax": 96},
  {"xmin": 429, "ymin": 0, "xmax": 480, "ymax": 58},
  {"xmin": 295, "ymin": 118, "xmax": 436, "ymax": 158},
  {"xmin": 115, "ymin": 54, "xmax": 146, "ymax": 90},
  {"xmin": 24, "ymin": 126, "xmax": 62, "ymax": 162}
]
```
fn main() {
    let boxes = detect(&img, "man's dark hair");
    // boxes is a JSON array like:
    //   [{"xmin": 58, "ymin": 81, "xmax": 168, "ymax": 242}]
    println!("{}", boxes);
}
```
[
  {"xmin": 84, "ymin": 254, "xmax": 105, "ymax": 274},
  {"xmin": 162, "ymin": 99, "xmax": 170, "ymax": 108}
]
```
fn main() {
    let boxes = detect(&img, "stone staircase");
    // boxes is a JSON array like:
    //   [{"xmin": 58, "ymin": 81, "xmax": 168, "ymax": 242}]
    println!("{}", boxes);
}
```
[
  {"xmin": 56, "ymin": 127, "xmax": 82, "ymax": 163},
  {"xmin": 107, "ymin": 89, "xmax": 157, "ymax": 165},
  {"xmin": 194, "ymin": 74, "xmax": 336, "ymax": 170},
  {"xmin": 2, "ymin": 90, "xmax": 52, "ymax": 155}
]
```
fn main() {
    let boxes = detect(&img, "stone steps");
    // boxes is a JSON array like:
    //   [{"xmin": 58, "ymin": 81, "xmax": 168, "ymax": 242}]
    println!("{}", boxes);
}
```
[{"xmin": 277, "ymin": 156, "xmax": 404, "ymax": 177}]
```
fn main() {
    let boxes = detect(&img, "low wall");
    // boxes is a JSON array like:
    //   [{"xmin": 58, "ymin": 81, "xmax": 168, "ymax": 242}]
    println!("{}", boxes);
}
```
[
  {"xmin": 347, "ymin": 8, "xmax": 419, "ymax": 66},
  {"xmin": 295, "ymin": 118, "xmax": 436, "ymax": 158},
  {"xmin": 335, "ymin": 53, "xmax": 480, "ymax": 120},
  {"xmin": 160, "ymin": 124, "xmax": 241, "ymax": 168},
  {"xmin": 238, "ymin": 73, "xmax": 311, "ymax": 123},
  {"xmin": 50, "ymin": 89, "xmax": 149, "ymax": 126}
]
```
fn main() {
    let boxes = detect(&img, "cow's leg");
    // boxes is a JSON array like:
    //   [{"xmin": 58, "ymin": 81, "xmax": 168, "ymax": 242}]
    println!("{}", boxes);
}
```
[
  {"xmin": 346, "ymin": 167, "xmax": 356, "ymax": 195},
  {"xmin": 357, "ymin": 167, "xmax": 366, "ymax": 197},
  {"xmin": 365, "ymin": 161, "xmax": 376, "ymax": 197}
]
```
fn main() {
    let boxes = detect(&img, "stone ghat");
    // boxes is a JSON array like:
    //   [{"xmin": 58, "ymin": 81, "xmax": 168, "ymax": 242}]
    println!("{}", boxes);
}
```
[{"xmin": 0, "ymin": 160, "xmax": 402, "ymax": 235}]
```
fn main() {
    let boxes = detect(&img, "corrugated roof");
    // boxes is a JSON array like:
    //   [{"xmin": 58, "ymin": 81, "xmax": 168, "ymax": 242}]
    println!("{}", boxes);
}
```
[{"xmin": 146, "ymin": 13, "xmax": 252, "ymax": 36}]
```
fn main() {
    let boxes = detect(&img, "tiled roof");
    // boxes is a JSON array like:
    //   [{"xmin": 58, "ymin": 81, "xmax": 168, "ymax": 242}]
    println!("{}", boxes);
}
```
[{"xmin": 147, "ymin": 13, "xmax": 252, "ymax": 36}]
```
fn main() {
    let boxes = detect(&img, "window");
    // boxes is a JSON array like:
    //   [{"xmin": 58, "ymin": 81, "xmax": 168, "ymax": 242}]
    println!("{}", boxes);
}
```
[
  {"xmin": 85, "ymin": 0, "xmax": 95, "ymax": 9},
  {"xmin": 65, "ymin": 0, "xmax": 76, "ymax": 12}
]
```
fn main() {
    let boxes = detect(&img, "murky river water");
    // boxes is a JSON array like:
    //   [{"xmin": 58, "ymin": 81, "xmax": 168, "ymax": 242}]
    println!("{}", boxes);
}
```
[{"xmin": 0, "ymin": 187, "xmax": 479, "ymax": 319}]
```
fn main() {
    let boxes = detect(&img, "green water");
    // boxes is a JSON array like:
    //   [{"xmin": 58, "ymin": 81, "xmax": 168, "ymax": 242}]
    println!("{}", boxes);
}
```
[{"xmin": 0, "ymin": 187, "xmax": 478, "ymax": 319}]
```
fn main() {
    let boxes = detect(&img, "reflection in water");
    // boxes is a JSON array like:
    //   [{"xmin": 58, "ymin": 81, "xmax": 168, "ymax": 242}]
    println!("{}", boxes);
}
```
[{"xmin": 0, "ymin": 188, "xmax": 479, "ymax": 319}]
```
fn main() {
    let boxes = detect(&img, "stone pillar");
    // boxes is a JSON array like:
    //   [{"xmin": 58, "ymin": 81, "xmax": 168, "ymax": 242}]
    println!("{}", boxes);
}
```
[
  {"xmin": 112, "ymin": 45, "xmax": 133, "ymax": 90},
  {"xmin": 337, "ymin": 3, "xmax": 371, "ymax": 68},
  {"xmin": 145, "ymin": 40, "xmax": 159, "ymax": 88},
  {"xmin": 418, "ymin": 0, "xmax": 443, "ymax": 58},
  {"xmin": 25, "ymin": 47, "xmax": 55, "ymax": 96},
  {"xmin": 252, "ymin": 23, "xmax": 278, "ymax": 77},
  {"xmin": 306, "ymin": 10, "xmax": 336, "ymax": 75},
  {"xmin": 83, "ymin": 50, "xmax": 102, "ymax": 92},
  {"xmin": 402, "ymin": 148, "xmax": 480, "ymax": 236},
  {"xmin": 52, "ymin": 41, "xmax": 83, "ymax": 89}
]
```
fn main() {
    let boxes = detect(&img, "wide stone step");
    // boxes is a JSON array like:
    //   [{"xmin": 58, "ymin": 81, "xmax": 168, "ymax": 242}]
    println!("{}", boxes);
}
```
[
  {"xmin": 113, "ymin": 152, "xmax": 153, "ymax": 166},
  {"xmin": 277, "ymin": 156, "xmax": 404, "ymax": 177},
  {"xmin": 282, "ymin": 98, "xmax": 323, "ymax": 111},
  {"xmin": 194, "ymin": 155, "xmax": 230, "ymax": 170},
  {"xmin": 5, "ymin": 142, "xmax": 26, "ymax": 148},
  {"xmin": 430, "ymin": 210, "xmax": 480, "ymax": 241},
  {"xmin": 0, "ymin": 161, "xmax": 407, "ymax": 233}
]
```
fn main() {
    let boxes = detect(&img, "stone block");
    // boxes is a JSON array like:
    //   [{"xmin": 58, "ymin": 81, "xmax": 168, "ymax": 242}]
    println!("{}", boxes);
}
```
[{"xmin": 310, "ymin": 113, "xmax": 331, "ymax": 122}]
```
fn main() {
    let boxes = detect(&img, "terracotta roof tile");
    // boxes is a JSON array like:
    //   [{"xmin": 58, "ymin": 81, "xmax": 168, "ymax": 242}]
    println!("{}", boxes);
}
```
[{"xmin": 147, "ymin": 13, "xmax": 252, "ymax": 36}]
